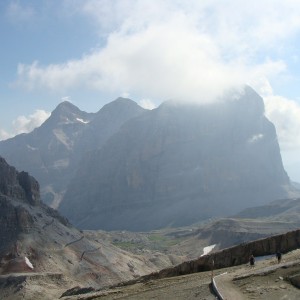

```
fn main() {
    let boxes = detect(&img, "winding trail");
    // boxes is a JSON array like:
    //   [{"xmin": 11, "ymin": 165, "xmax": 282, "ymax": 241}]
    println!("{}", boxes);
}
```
[
  {"xmin": 64, "ymin": 236, "xmax": 84, "ymax": 248},
  {"xmin": 213, "ymin": 272, "xmax": 246, "ymax": 299},
  {"xmin": 80, "ymin": 246, "xmax": 102, "ymax": 261},
  {"xmin": 212, "ymin": 256, "xmax": 300, "ymax": 299}
]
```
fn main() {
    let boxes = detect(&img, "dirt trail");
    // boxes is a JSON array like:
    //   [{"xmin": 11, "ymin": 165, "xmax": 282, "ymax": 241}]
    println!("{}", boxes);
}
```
[
  {"xmin": 213, "ymin": 272, "xmax": 245, "ymax": 299},
  {"xmin": 214, "ymin": 250, "xmax": 300, "ymax": 299},
  {"xmin": 63, "ymin": 249, "xmax": 300, "ymax": 300}
]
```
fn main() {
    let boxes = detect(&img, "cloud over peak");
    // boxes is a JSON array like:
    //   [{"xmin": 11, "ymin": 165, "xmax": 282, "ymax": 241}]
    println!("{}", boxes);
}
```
[
  {"xmin": 8, "ymin": 0, "xmax": 300, "ymax": 158},
  {"xmin": 14, "ymin": 1, "xmax": 290, "ymax": 104}
]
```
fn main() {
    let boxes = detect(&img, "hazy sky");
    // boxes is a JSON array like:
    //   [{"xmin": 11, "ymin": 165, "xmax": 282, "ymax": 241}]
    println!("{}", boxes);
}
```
[{"xmin": 1, "ymin": 0, "xmax": 300, "ymax": 181}]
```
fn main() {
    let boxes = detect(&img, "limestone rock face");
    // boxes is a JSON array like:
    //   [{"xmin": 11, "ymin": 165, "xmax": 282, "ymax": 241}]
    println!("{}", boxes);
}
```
[
  {"xmin": 0, "ymin": 157, "xmax": 40, "ymax": 206},
  {"xmin": 0, "ymin": 98, "xmax": 145, "ymax": 208},
  {"xmin": 0, "ymin": 157, "xmax": 38, "ymax": 254},
  {"xmin": 60, "ymin": 87, "xmax": 291, "ymax": 231}
]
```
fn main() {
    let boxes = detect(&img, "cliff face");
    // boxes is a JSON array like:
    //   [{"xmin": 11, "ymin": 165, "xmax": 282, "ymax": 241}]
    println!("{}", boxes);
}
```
[
  {"xmin": 0, "ymin": 157, "xmax": 40, "ymax": 254},
  {"xmin": 0, "ymin": 98, "xmax": 145, "ymax": 208},
  {"xmin": 60, "ymin": 86, "xmax": 291, "ymax": 231},
  {"xmin": 0, "ymin": 156, "xmax": 40, "ymax": 206}
]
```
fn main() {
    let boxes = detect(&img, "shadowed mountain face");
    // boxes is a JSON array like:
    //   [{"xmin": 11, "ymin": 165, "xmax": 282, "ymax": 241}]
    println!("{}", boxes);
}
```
[
  {"xmin": 0, "ymin": 157, "xmax": 182, "ymax": 299},
  {"xmin": 0, "ymin": 156, "xmax": 70, "ymax": 257},
  {"xmin": 59, "ymin": 87, "xmax": 292, "ymax": 231},
  {"xmin": 0, "ymin": 98, "xmax": 145, "ymax": 208},
  {"xmin": 0, "ymin": 156, "xmax": 41, "ymax": 254}
]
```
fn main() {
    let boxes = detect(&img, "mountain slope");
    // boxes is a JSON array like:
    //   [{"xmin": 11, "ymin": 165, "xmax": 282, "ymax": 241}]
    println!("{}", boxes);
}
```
[
  {"xmin": 0, "ymin": 98, "xmax": 146, "ymax": 208},
  {"xmin": 235, "ymin": 197, "xmax": 300, "ymax": 222},
  {"xmin": 0, "ymin": 156, "xmax": 181, "ymax": 300},
  {"xmin": 60, "ymin": 86, "xmax": 293, "ymax": 231}
]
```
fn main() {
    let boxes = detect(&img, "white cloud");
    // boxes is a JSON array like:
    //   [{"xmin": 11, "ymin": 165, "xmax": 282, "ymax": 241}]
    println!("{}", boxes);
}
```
[
  {"xmin": 11, "ymin": 0, "xmax": 300, "ymax": 156},
  {"xmin": 14, "ymin": 17, "xmax": 286, "ymax": 103},
  {"xmin": 12, "ymin": 110, "xmax": 50, "ymax": 135},
  {"xmin": 264, "ymin": 95, "xmax": 300, "ymax": 151},
  {"xmin": 138, "ymin": 99, "xmax": 156, "ymax": 110},
  {"xmin": 0, "ymin": 128, "xmax": 10, "ymax": 141},
  {"xmin": 254, "ymin": 79, "xmax": 300, "ymax": 152},
  {"xmin": 15, "ymin": 1, "xmax": 300, "ymax": 103},
  {"xmin": 61, "ymin": 96, "xmax": 71, "ymax": 102},
  {"xmin": 121, "ymin": 92, "xmax": 130, "ymax": 98},
  {"xmin": 0, "ymin": 109, "xmax": 50, "ymax": 141}
]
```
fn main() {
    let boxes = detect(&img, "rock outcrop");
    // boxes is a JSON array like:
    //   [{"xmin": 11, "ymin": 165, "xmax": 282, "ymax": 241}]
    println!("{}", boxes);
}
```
[
  {"xmin": 0, "ymin": 157, "xmax": 40, "ymax": 254},
  {"xmin": 0, "ymin": 156, "xmax": 40, "ymax": 205},
  {"xmin": 60, "ymin": 86, "xmax": 292, "ymax": 231}
]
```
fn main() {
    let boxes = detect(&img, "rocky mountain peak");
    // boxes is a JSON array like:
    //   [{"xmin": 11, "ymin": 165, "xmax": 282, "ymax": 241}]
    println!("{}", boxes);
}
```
[
  {"xmin": 95, "ymin": 97, "xmax": 145, "ymax": 117},
  {"xmin": 53, "ymin": 100, "xmax": 81, "ymax": 115},
  {"xmin": 0, "ymin": 156, "xmax": 40, "ymax": 206},
  {"xmin": 42, "ymin": 101, "xmax": 92, "ymax": 129}
]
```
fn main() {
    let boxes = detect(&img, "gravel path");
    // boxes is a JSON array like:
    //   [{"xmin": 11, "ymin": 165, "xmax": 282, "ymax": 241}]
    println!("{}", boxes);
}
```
[
  {"xmin": 214, "ymin": 250, "xmax": 300, "ymax": 299},
  {"xmin": 213, "ymin": 272, "xmax": 245, "ymax": 299},
  {"xmin": 62, "ymin": 249, "xmax": 300, "ymax": 300}
]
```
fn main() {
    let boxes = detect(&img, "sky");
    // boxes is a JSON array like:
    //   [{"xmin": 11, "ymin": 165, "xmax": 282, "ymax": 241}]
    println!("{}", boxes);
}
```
[{"xmin": 1, "ymin": 0, "xmax": 300, "ymax": 181}]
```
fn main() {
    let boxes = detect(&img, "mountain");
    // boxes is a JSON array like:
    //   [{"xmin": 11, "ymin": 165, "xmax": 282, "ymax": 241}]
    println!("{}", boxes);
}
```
[
  {"xmin": 59, "ymin": 86, "xmax": 295, "ymax": 231},
  {"xmin": 234, "ymin": 197, "xmax": 300, "ymax": 222},
  {"xmin": 0, "ymin": 98, "xmax": 145, "ymax": 208},
  {"xmin": 0, "ymin": 156, "xmax": 181, "ymax": 300}
]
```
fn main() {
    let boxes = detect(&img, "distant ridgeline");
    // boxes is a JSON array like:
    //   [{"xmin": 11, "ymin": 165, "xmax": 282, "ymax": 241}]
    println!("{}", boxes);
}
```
[{"xmin": 0, "ymin": 87, "xmax": 295, "ymax": 231}]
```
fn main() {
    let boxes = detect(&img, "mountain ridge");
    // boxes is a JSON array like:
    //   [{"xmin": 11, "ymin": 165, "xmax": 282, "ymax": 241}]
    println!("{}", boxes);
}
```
[
  {"xmin": 0, "ymin": 98, "xmax": 146, "ymax": 208},
  {"xmin": 59, "ymin": 86, "xmax": 293, "ymax": 231}
]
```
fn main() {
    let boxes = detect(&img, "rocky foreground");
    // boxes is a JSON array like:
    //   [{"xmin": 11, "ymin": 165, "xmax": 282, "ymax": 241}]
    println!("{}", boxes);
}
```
[{"xmin": 61, "ymin": 249, "xmax": 300, "ymax": 300}]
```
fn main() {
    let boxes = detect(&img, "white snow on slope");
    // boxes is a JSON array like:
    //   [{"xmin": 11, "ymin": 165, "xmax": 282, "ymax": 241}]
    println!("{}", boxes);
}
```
[
  {"xmin": 25, "ymin": 256, "xmax": 34, "ymax": 269},
  {"xmin": 201, "ymin": 244, "xmax": 216, "ymax": 257}
]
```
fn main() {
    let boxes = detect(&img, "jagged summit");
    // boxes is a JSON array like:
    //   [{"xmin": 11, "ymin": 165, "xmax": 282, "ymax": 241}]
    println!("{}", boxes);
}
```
[
  {"xmin": 54, "ymin": 100, "xmax": 79, "ymax": 112},
  {"xmin": 43, "ymin": 101, "xmax": 93, "ymax": 128},
  {"xmin": 0, "ymin": 156, "xmax": 40, "ymax": 206}
]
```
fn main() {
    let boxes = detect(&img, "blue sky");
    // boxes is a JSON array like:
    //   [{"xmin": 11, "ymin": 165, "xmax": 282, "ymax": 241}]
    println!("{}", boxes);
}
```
[{"xmin": 1, "ymin": 0, "xmax": 300, "ymax": 181}]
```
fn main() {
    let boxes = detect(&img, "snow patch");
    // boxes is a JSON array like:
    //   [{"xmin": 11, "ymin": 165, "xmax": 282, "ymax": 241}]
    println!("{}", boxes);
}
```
[
  {"xmin": 248, "ymin": 133, "xmax": 264, "ymax": 143},
  {"xmin": 26, "ymin": 144, "xmax": 38, "ymax": 151},
  {"xmin": 201, "ymin": 244, "xmax": 216, "ymax": 256},
  {"xmin": 25, "ymin": 256, "xmax": 34, "ymax": 269},
  {"xmin": 76, "ymin": 118, "xmax": 89, "ymax": 124}
]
